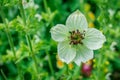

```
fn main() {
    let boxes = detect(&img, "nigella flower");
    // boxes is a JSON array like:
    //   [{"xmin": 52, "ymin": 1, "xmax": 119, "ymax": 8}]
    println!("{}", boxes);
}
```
[{"xmin": 50, "ymin": 10, "xmax": 106, "ymax": 65}]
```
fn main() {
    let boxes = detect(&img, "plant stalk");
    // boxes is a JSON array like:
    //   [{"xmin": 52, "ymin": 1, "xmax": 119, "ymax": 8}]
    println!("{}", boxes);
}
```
[
  {"xmin": 46, "ymin": 51, "xmax": 54, "ymax": 75},
  {"xmin": 19, "ymin": 0, "xmax": 39, "ymax": 77},
  {"xmin": 1, "ymin": 69, "xmax": 7, "ymax": 80},
  {"xmin": 0, "ymin": 6, "xmax": 23, "ymax": 79}
]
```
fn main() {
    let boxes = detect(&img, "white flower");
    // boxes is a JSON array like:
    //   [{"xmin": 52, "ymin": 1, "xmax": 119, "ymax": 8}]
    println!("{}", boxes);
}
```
[
  {"xmin": 110, "ymin": 41, "xmax": 117, "ymax": 51},
  {"xmin": 108, "ymin": 9, "xmax": 115, "ymax": 18},
  {"xmin": 22, "ymin": 0, "xmax": 39, "ymax": 9},
  {"xmin": 35, "ymin": 14, "xmax": 42, "ymax": 22},
  {"xmin": 50, "ymin": 10, "xmax": 106, "ymax": 66},
  {"xmin": 34, "ymin": 34, "xmax": 41, "ymax": 43},
  {"xmin": 105, "ymin": 73, "xmax": 111, "ymax": 80}
]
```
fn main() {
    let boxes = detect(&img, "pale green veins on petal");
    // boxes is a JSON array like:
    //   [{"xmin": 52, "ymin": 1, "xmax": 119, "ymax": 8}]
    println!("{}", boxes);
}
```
[
  {"xmin": 50, "ymin": 24, "xmax": 68, "ymax": 42},
  {"xmin": 66, "ymin": 10, "xmax": 88, "ymax": 32},
  {"xmin": 73, "ymin": 45, "xmax": 93, "ymax": 66},
  {"xmin": 82, "ymin": 28, "xmax": 106, "ymax": 50},
  {"xmin": 58, "ymin": 41, "xmax": 76, "ymax": 64}
]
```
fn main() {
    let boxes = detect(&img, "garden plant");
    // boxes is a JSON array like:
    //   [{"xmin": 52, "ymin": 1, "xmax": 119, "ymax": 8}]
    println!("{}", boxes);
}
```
[{"xmin": 0, "ymin": 0, "xmax": 120, "ymax": 80}]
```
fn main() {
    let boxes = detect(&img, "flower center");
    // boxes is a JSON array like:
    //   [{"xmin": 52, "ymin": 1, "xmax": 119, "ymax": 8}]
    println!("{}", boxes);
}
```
[{"xmin": 69, "ymin": 29, "xmax": 85, "ymax": 45}]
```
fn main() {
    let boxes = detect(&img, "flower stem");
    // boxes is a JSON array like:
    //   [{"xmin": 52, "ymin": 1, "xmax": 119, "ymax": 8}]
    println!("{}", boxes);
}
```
[
  {"xmin": 43, "ymin": 0, "xmax": 49, "ymax": 13},
  {"xmin": 1, "ymin": 69, "xmax": 7, "ymax": 80},
  {"xmin": 96, "ymin": 54, "xmax": 102, "ymax": 79},
  {"xmin": 19, "ymin": 0, "xmax": 39, "ymax": 77},
  {"xmin": 26, "ymin": 34, "xmax": 39, "ymax": 74},
  {"xmin": 46, "ymin": 51, "xmax": 54, "ymax": 76},
  {"xmin": 66, "ymin": 63, "xmax": 69, "ymax": 75},
  {"xmin": 0, "ymin": 6, "xmax": 23, "ymax": 79},
  {"xmin": 65, "ymin": 64, "xmax": 72, "ymax": 80},
  {"xmin": 43, "ymin": 0, "xmax": 54, "ymax": 75},
  {"xmin": 0, "ymin": 7, "xmax": 16, "ymax": 58}
]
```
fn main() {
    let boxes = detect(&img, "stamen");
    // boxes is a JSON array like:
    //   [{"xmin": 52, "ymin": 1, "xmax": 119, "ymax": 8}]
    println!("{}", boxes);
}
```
[
  {"xmin": 69, "ymin": 29, "xmax": 85, "ymax": 45},
  {"xmin": 77, "ymin": 29, "xmax": 79, "ymax": 33},
  {"xmin": 72, "ymin": 31, "xmax": 75, "ymax": 34},
  {"xmin": 69, "ymin": 31, "xmax": 72, "ymax": 34}
]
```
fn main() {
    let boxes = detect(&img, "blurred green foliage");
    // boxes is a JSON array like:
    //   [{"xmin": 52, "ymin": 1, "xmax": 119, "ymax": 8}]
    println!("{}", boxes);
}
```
[{"xmin": 0, "ymin": 0, "xmax": 120, "ymax": 80}]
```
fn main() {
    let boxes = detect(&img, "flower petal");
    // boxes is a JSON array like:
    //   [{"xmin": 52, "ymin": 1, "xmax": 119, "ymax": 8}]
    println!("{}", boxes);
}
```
[
  {"xmin": 58, "ymin": 41, "xmax": 76, "ymax": 64},
  {"xmin": 74, "ymin": 45, "xmax": 93, "ymax": 66},
  {"xmin": 50, "ymin": 24, "xmax": 68, "ymax": 42},
  {"xmin": 66, "ymin": 10, "xmax": 88, "ymax": 31},
  {"xmin": 83, "ymin": 28, "xmax": 106, "ymax": 50}
]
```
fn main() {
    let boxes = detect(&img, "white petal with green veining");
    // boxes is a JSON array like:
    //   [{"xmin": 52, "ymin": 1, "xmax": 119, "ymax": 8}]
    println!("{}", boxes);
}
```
[
  {"xmin": 83, "ymin": 28, "xmax": 106, "ymax": 50},
  {"xmin": 50, "ymin": 10, "xmax": 106, "ymax": 66},
  {"xmin": 58, "ymin": 41, "xmax": 76, "ymax": 64},
  {"xmin": 50, "ymin": 24, "xmax": 68, "ymax": 42},
  {"xmin": 73, "ymin": 45, "xmax": 93, "ymax": 66},
  {"xmin": 66, "ymin": 10, "xmax": 88, "ymax": 31}
]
